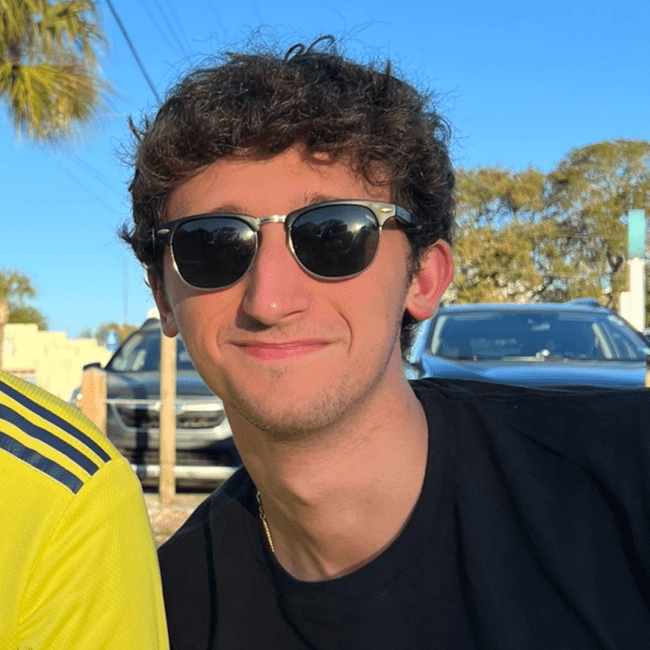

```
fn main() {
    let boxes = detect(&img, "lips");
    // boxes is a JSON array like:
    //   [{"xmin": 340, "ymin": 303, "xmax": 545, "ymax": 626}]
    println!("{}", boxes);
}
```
[{"xmin": 234, "ymin": 341, "xmax": 329, "ymax": 361}]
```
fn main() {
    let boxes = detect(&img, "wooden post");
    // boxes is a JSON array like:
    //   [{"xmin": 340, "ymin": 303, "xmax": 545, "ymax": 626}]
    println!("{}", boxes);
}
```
[
  {"xmin": 80, "ymin": 368, "xmax": 107, "ymax": 433},
  {"xmin": 159, "ymin": 333, "xmax": 177, "ymax": 504}
]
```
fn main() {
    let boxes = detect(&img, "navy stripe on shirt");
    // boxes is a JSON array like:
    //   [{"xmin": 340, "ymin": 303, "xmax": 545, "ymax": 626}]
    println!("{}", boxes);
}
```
[
  {"xmin": 0, "ymin": 404, "xmax": 100, "ymax": 475},
  {"xmin": 0, "ymin": 431, "xmax": 83, "ymax": 493},
  {"xmin": 0, "ymin": 377, "xmax": 110, "ymax": 462}
]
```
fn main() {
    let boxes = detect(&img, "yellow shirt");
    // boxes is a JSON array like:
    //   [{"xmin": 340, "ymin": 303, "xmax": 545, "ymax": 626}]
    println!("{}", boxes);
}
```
[{"xmin": 0, "ymin": 370, "xmax": 169, "ymax": 649}]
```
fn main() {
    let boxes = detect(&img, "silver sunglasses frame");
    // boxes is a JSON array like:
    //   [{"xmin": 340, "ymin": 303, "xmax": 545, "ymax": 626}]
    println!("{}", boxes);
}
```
[{"xmin": 152, "ymin": 199, "xmax": 414, "ymax": 290}]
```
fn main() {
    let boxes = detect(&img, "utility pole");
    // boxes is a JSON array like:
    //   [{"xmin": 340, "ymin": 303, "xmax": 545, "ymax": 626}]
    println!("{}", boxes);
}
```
[{"xmin": 159, "ymin": 331, "xmax": 177, "ymax": 503}]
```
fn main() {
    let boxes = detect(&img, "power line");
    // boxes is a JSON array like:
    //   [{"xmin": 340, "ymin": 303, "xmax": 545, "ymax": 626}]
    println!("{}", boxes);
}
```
[
  {"xmin": 140, "ymin": 2, "xmax": 181, "ymax": 57},
  {"xmin": 105, "ymin": 0, "xmax": 162, "ymax": 104},
  {"xmin": 54, "ymin": 160, "xmax": 119, "ymax": 214},
  {"xmin": 154, "ymin": 0, "xmax": 191, "ymax": 57},
  {"xmin": 64, "ymin": 153, "xmax": 123, "ymax": 197}
]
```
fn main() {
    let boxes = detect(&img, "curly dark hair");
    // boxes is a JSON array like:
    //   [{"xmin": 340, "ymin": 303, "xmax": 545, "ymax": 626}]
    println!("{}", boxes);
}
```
[{"xmin": 121, "ymin": 37, "xmax": 454, "ymax": 351}]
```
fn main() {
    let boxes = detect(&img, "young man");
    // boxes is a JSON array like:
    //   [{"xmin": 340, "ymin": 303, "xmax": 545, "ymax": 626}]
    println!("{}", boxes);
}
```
[
  {"xmin": 123, "ymin": 39, "xmax": 650, "ymax": 649},
  {"xmin": 0, "ymin": 369, "xmax": 168, "ymax": 649}
]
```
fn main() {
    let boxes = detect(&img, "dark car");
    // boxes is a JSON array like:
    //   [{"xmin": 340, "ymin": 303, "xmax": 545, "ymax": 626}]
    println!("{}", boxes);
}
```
[
  {"xmin": 407, "ymin": 300, "xmax": 650, "ymax": 388},
  {"xmin": 73, "ymin": 318, "xmax": 240, "ymax": 483}
]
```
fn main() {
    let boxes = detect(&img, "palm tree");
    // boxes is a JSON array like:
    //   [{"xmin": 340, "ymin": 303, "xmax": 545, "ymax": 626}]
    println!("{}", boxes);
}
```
[
  {"xmin": 0, "ymin": 269, "xmax": 39, "ymax": 369},
  {"xmin": 0, "ymin": 0, "xmax": 110, "ymax": 143}
]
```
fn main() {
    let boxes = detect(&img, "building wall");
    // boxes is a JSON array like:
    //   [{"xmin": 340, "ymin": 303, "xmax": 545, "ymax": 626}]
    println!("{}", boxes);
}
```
[{"xmin": 2, "ymin": 324, "xmax": 113, "ymax": 401}]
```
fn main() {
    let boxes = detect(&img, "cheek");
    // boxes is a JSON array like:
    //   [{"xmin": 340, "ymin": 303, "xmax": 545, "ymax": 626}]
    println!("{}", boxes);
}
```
[
  {"xmin": 171, "ymin": 298, "xmax": 227, "ymax": 390},
  {"xmin": 172, "ymin": 293, "xmax": 218, "ymax": 341},
  {"xmin": 359, "ymin": 235, "xmax": 411, "ymax": 312},
  {"xmin": 161, "ymin": 270, "xmax": 218, "ymax": 348},
  {"xmin": 163, "ymin": 257, "xmax": 191, "ymax": 305},
  {"xmin": 164, "ymin": 257, "xmax": 216, "ymax": 322},
  {"xmin": 167, "ymin": 280, "xmax": 245, "ymax": 361},
  {"xmin": 335, "ymin": 269, "xmax": 408, "ymax": 349}
]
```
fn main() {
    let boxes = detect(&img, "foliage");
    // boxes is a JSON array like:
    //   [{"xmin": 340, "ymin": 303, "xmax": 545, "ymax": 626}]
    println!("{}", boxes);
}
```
[
  {"xmin": 95, "ymin": 321, "xmax": 138, "ymax": 345},
  {"xmin": 453, "ymin": 219, "xmax": 564, "ymax": 303},
  {"xmin": 0, "ymin": 268, "xmax": 47, "ymax": 326},
  {"xmin": 8, "ymin": 305, "xmax": 48, "ymax": 329},
  {"xmin": 0, "ymin": 267, "xmax": 36, "ymax": 304},
  {"xmin": 449, "ymin": 140, "xmax": 650, "ymax": 310},
  {"xmin": 546, "ymin": 140, "xmax": 650, "ymax": 306},
  {"xmin": 454, "ymin": 166, "xmax": 545, "ymax": 230},
  {"xmin": 451, "ymin": 166, "xmax": 557, "ymax": 303},
  {"xmin": 0, "ymin": 268, "xmax": 47, "ymax": 368},
  {"xmin": 0, "ymin": 0, "xmax": 111, "ymax": 143}
]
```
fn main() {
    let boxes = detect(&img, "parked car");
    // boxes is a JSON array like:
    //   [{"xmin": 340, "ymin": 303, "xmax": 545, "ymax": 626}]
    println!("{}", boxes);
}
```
[
  {"xmin": 407, "ymin": 300, "xmax": 650, "ymax": 388},
  {"xmin": 72, "ymin": 318, "xmax": 240, "ymax": 482}
]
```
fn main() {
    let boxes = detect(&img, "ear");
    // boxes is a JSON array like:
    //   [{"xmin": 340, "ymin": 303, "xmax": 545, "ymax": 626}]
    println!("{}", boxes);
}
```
[
  {"xmin": 404, "ymin": 240, "xmax": 454, "ymax": 321},
  {"xmin": 148, "ymin": 271, "xmax": 180, "ymax": 337}
]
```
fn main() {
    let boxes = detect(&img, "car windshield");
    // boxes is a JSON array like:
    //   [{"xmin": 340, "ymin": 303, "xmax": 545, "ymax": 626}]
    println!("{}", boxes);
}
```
[
  {"xmin": 105, "ymin": 328, "xmax": 197, "ymax": 372},
  {"xmin": 428, "ymin": 310, "xmax": 649, "ymax": 361}
]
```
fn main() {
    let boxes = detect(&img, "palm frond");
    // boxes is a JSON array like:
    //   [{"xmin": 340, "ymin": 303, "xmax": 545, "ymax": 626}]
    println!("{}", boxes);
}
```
[{"xmin": 0, "ymin": 0, "xmax": 111, "ymax": 144}]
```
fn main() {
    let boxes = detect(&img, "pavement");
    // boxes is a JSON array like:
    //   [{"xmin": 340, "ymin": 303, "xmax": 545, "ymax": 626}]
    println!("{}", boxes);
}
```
[{"xmin": 145, "ymin": 492, "xmax": 210, "ymax": 547}]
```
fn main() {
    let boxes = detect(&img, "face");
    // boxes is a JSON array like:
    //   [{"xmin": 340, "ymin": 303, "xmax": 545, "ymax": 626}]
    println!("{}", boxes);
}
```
[{"xmin": 153, "ymin": 146, "xmax": 451, "ymax": 441}]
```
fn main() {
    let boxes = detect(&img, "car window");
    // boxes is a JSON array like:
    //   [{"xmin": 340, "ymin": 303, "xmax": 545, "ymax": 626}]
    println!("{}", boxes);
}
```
[
  {"xmin": 106, "ymin": 329, "xmax": 197, "ymax": 372},
  {"xmin": 601, "ymin": 314, "xmax": 650, "ymax": 360},
  {"xmin": 428, "ymin": 310, "xmax": 648, "ymax": 361}
]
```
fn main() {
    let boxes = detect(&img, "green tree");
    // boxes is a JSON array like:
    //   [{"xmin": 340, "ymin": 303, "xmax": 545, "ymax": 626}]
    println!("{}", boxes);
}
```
[
  {"xmin": 451, "ymin": 166, "xmax": 566, "ymax": 303},
  {"xmin": 0, "ymin": 269, "xmax": 47, "ymax": 368},
  {"xmin": 546, "ymin": 140, "xmax": 650, "ymax": 307},
  {"xmin": 0, "ymin": 0, "xmax": 110, "ymax": 143},
  {"xmin": 95, "ymin": 321, "xmax": 138, "ymax": 345},
  {"xmin": 453, "ymin": 219, "xmax": 566, "ymax": 303},
  {"xmin": 451, "ymin": 144, "xmax": 650, "ymax": 307},
  {"xmin": 454, "ymin": 166, "xmax": 546, "ymax": 230},
  {"xmin": 8, "ymin": 305, "xmax": 48, "ymax": 329}
]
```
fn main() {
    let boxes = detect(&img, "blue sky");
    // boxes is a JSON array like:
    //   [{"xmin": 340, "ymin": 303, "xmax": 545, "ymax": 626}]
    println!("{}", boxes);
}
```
[{"xmin": 1, "ymin": 0, "xmax": 648, "ymax": 336}]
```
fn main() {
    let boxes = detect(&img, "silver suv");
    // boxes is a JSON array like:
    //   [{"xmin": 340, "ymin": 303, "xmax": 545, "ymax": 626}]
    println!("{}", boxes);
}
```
[{"xmin": 79, "ymin": 318, "xmax": 240, "ymax": 483}]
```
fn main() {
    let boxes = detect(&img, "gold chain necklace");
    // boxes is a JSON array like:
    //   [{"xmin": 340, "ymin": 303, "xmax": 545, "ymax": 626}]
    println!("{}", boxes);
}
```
[{"xmin": 256, "ymin": 491, "xmax": 275, "ymax": 554}]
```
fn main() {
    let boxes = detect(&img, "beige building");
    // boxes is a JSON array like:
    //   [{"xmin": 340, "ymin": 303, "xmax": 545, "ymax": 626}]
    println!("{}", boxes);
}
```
[{"xmin": 1, "ymin": 323, "xmax": 112, "ymax": 402}]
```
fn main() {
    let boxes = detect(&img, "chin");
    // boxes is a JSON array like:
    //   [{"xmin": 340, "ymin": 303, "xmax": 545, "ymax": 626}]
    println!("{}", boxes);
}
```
[
  {"xmin": 226, "ymin": 381, "xmax": 363, "ymax": 442},
  {"xmin": 229, "ymin": 365, "xmax": 394, "ymax": 446},
  {"xmin": 239, "ymin": 399, "xmax": 341, "ymax": 440}
]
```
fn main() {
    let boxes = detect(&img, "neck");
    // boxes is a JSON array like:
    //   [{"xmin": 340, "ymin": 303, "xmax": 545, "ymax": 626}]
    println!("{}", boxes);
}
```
[{"xmin": 236, "ymin": 381, "xmax": 429, "ymax": 581}]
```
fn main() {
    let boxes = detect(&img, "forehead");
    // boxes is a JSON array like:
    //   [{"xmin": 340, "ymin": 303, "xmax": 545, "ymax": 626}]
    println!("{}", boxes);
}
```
[{"xmin": 167, "ymin": 146, "xmax": 391, "ymax": 220}]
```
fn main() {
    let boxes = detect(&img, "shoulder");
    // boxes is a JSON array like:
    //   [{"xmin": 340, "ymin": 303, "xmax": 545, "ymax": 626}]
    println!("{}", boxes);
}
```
[
  {"xmin": 0, "ymin": 369, "xmax": 124, "ymax": 499},
  {"xmin": 412, "ymin": 376, "xmax": 650, "ymax": 428},
  {"xmin": 412, "ymin": 377, "xmax": 650, "ymax": 489},
  {"xmin": 413, "ymin": 375, "xmax": 650, "ymax": 402},
  {"xmin": 0, "ymin": 369, "xmax": 144, "ymax": 562},
  {"xmin": 0, "ymin": 372, "xmax": 167, "ymax": 649}
]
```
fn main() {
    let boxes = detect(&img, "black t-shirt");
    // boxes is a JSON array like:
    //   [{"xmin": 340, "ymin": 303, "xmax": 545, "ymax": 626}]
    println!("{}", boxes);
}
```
[{"xmin": 158, "ymin": 379, "xmax": 650, "ymax": 649}]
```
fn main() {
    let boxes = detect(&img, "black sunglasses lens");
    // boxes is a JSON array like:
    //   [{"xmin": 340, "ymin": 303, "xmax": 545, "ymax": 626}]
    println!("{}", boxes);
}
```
[
  {"xmin": 172, "ymin": 218, "xmax": 256, "ymax": 288},
  {"xmin": 291, "ymin": 205, "xmax": 379, "ymax": 278}
]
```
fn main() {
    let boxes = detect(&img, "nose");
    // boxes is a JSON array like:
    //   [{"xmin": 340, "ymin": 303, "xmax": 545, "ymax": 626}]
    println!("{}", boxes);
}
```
[{"xmin": 240, "ymin": 223, "xmax": 311, "ymax": 325}]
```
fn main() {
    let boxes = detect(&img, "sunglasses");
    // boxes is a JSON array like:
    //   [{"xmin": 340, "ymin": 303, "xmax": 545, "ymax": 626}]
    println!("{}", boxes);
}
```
[{"xmin": 151, "ymin": 200, "xmax": 414, "ymax": 290}]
